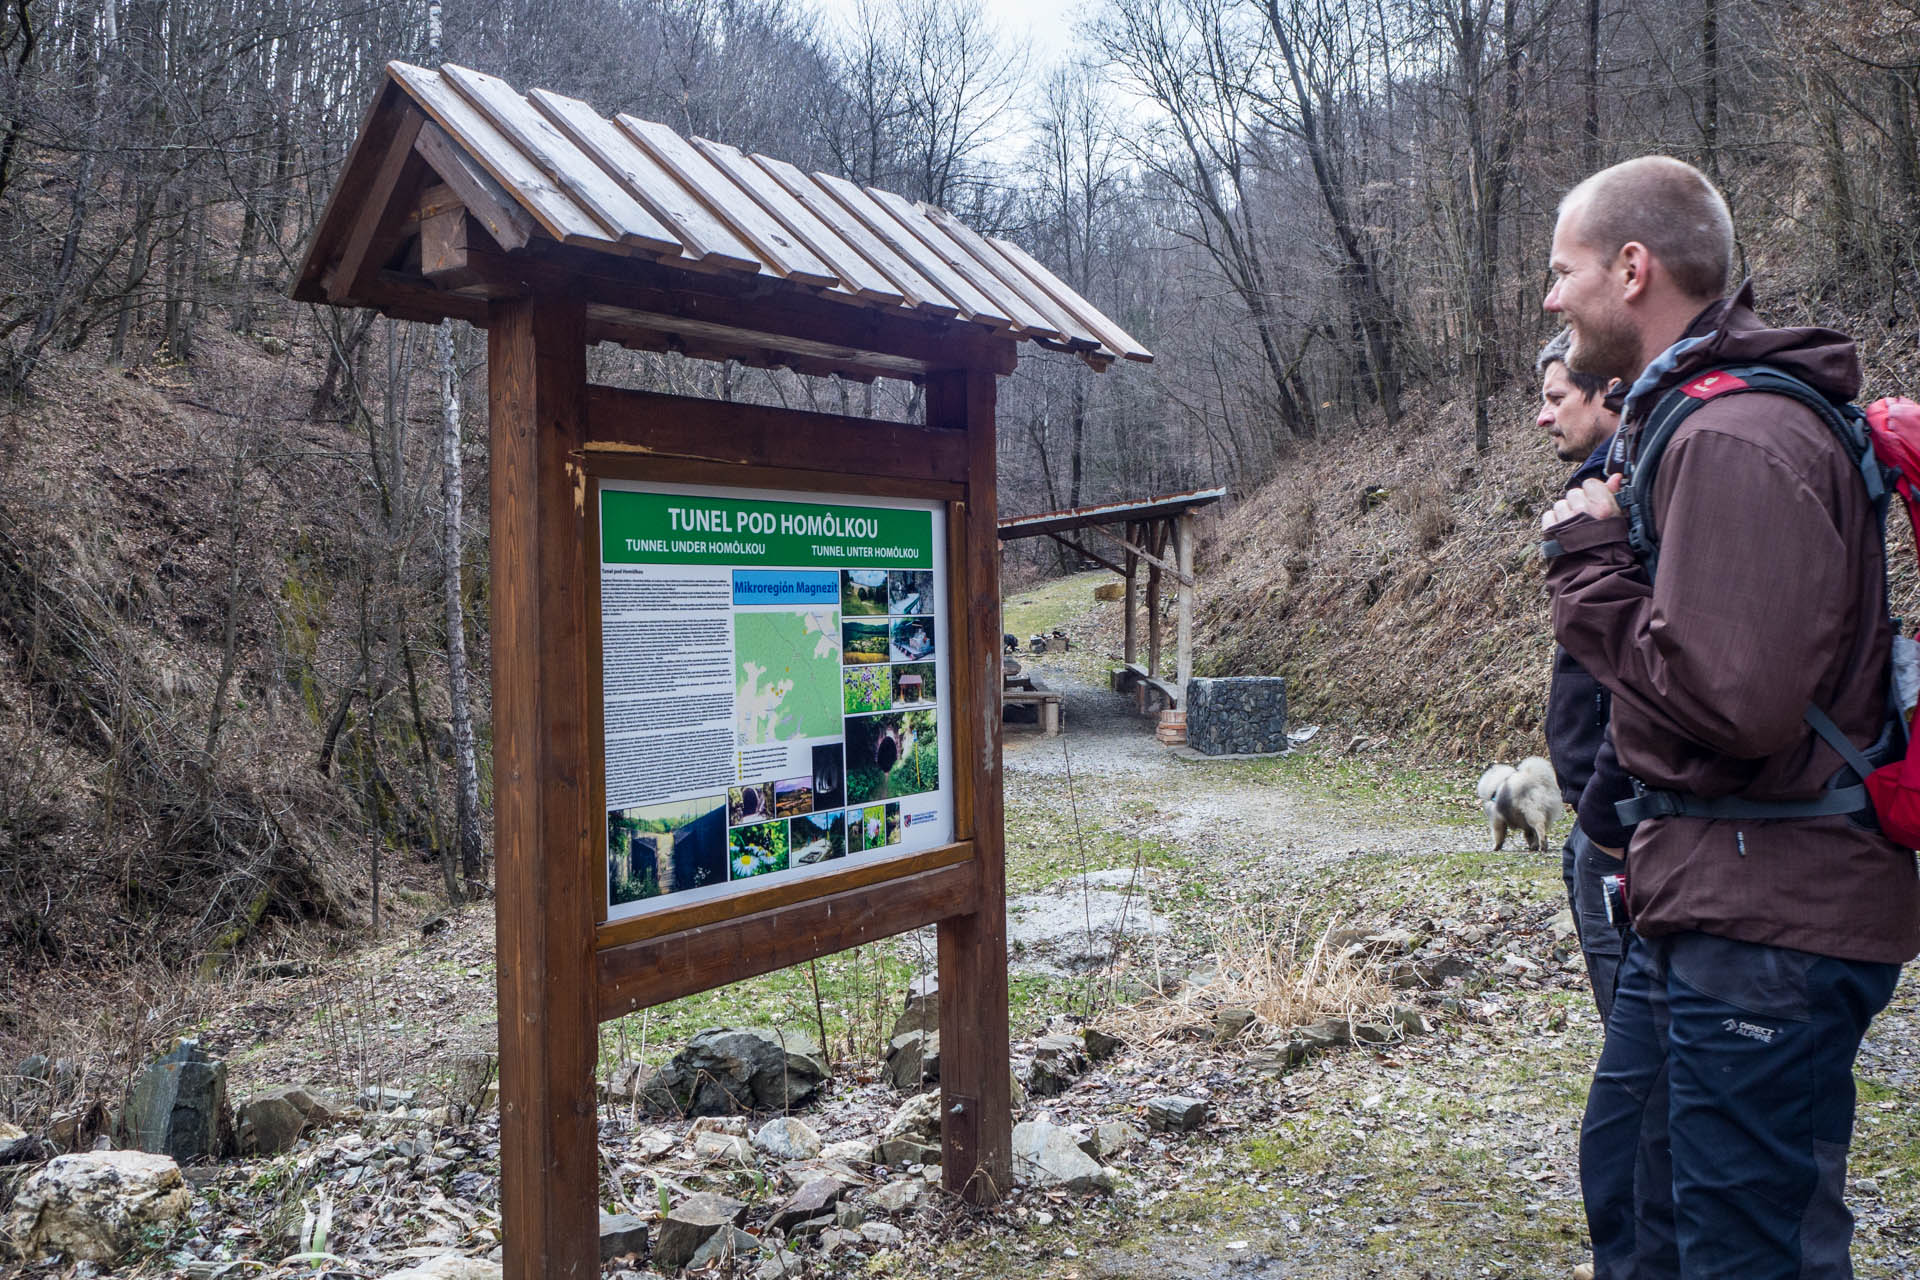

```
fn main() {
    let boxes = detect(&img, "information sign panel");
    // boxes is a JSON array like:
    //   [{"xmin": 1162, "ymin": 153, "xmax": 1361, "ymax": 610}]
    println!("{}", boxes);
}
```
[{"xmin": 598, "ymin": 479, "xmax": 955, "ymax": 921}]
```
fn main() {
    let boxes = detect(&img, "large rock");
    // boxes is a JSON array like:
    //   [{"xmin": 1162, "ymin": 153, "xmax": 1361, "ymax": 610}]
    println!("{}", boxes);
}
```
[
  {"xmin": 378, "ymin": 1257, "xmax": 502, "ymax": 1280},
  {"xmin": 892, "ymin": 975, "xmax": 939, "ymax": 1040},
  {"xmin": 2, "ymin": 1151, "xmax": 192, "ymax": 1262},
  {"xmin": 235, "ymin": 1095, "xmax": 305, "ymax": 1156},
  {"xmin": 770, "ymin": 1177, "xmax": 847, "ymax": 1234},
  {"xmin": 1145, "ymin": 1096, "xmax": 1210, "ymax": 1133},
  {"xmin": 119, "ymin": 1040, "xmax": 232, "ymax": 1163},
  {"xmin": 1010, "ymin": 1120, "xmax": 1114, "ymax": 1193},
  {"xmin": 652, "ymin": 1192, "xmax": 747, "ymax": 1270},
  {"xmin": 599, "ymin": 1211, "xmax": 649, "ymax": 1261},
  {"xmin": 880, "ymin": 1091, "xmax": 941, "ymax": 1142},
  {"xmin": 752, "ymin": 1116, "xmax": 822, "ymax": 1161},
  {"xmin": 643, "ymin": 1029, "xmax": 827, "ymax": 1116},
  {"xmin": 1026, "ymin": 1035, "xmax": 1088, "ymax": 1097},
  {"xmin": 883, "ymin": 1029, "xmax": 939, "ymax": 1091}
]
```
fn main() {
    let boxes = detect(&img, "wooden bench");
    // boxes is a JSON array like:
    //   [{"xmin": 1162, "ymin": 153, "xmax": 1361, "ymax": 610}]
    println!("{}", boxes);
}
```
[{"xmin": 1002, "ymin": 687, "xmax": 1063, "ymax": 736}]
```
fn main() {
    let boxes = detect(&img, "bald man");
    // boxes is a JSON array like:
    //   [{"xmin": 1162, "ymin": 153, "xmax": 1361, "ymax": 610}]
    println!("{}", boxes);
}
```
[{"xmin": 1540, "ymin": 157, "xmax": 1918, "ymax": 1278}]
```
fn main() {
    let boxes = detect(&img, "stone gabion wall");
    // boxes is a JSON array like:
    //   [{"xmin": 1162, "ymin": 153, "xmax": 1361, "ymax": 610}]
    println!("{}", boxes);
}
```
[{"xmin": 1185, "ymin": 677, "xmax": 1288, "ymax": 756}]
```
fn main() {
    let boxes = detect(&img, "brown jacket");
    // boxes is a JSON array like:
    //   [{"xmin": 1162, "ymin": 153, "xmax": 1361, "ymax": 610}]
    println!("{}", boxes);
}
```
[{"xmin": 1543, "ymin": 283, "xmax": 1920, "ymax": 964}]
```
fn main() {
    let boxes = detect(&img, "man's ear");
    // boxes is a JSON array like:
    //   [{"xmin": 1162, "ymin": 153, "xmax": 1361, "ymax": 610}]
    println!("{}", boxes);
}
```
[{"xmin": 1617, "ymin": 242, "xmax": 1650, "ymax": 302}]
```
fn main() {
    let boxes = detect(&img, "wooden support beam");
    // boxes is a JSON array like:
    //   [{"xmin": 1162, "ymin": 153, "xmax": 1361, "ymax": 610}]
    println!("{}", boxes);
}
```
[
  {"xmin": 414, "ymin": 120, "xmax": 536, "ymax": 251},
  {"xmin": 327, "ymin": 110, "xmax": 427, "ymax": 304},
  {"xmin": 400, "ymin": 232, "xmax": 1017, "ymax": 380},
  {"xmin": 583, "ymin": 384, "xmax": 968, "ymax": 487},
  {"xmin": 1175, "ymin": 512, "xmax": 1194, "ymax": 709},
  {"xmin": 1085, "ymin": 520, "xmax": 1193, "ymax": 588},
  {"xmin": 490, "ymin": 297, "xmax": 598, "ymax": 1280},
  {"xmin": 1041, "ymin": 530, "xmax": 1126, "ymax": 578},
  {"xmin": 1147, "ymin": 557, "xmax": 1161, "ymax": 681},
  {"xmin": 930, "ymin": 367, "xmax": 1011, "ymax": 1205},
  {"xmin": 1122, "ymin": 542, "xmax": 1137, "ymax": 666},
  {"xmin": 596, "ymin": 861, "xmax": 978, "ymax": 1017}
]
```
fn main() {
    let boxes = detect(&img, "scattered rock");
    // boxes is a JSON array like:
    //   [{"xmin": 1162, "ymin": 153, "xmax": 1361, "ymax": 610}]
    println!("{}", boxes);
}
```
[
  {"xmin": 692, "ymin": 1130, "xmax": 756, "ymax": 1165},
  {"xmin": 755, "ymin": 1247, "xmax": 801, "ymax": 1279},
  {"xmin": 119, "ymin": 1040, "xmax": 232, "ymax": 1163},
  {"xmin": 883, "ymin": 1029, "xmax": 939, "ymax": 1090},
  {"xmin": 1145, "ymin": 1096, "xmax": 1209, "ymax": 1133},
  {"xmin": 1084, "ymin": 1121, "xmax": 1143, "ymax": 1160},
  {"xmin": 1026, "ymin": 1034, "xmax": 1088, "ymax": 1097},
  {"xmin": 752, "ymin": 1116, "xmax": 821, "ymax": 1161},
  {"xmin": 835, "ymin": 1202, "xmax": 867, "ymax": 1229},
  {"xmin": 235, "ymin": 1095, "xmax": 305, "ymax": 1155},
  {"xmin": 820, "ymin": 1138, "xmax": 873, "ymax": 1163},
  {"xmin": 881, "ymin": 1091, "xmax": 941, "ymax": 1142},
  {"xmin": 2, "ymin": 1151, "xmax": 192, "ymax": 1263},
  {"xmin": 643, "ymin": 1028, "xmax": 828, "ymax": 1115},
  {"xmin": 1352, "ymin": 1020, "xmax": 1395, "ymax": 1045},
  {"xmin": 0, "ymin": 1120, "xmax": 46, "ymax": 1167},
  {"xmin": 1011, "ymin": 1119, "xmax": 1115, "ymax": 1192},
  {"xmin": 1213, "ymin": 1008, "xmax": 1258, "ymax": 1041},
  {"xmin": 1297, "ymin": 1017, "xmax": 1353, "ymax": 1049},
  {"xmin": 859, "ymin": 1221, "xmax": 905, "ymax": 1247},
  {"xmin": 359, "ymin": 1085, "xmax": 416, "ymax": 1111},
  {"xmin": 598, "ymin": 1211, "xmax": 649, "ymax": 1261},
  {"xmin": 687, "ymin": 1225, "xmax": 760, "ymax": 1269},
  {"xmin": 601, "ymin": 1060, "xmax": 650, "ymax": 1105},
  {"xmin": 259, "ymin": 336, "xmax": 290, "ymax": 357},
  {"xmin": 770, "ymin": 1177, "xmax": 846, "ymax": 1234},
  {"xmin": 378, "ymin": 1257, "xmax": 501, "ymax": 1280},
  {"xmin": 871, "ymin": 1137, "xmax": 939, "ymax": 1167},
  {"xmin": 1550, "ymin": 909, "xmax": 1578, "ymax": 944},
  {"xmin": 869, "ymin": 1179, "xmax": 924, "ymax": 1213},
  {"xmin": 1496, "ymin": 953, "xmax": 1543, "ymax": 978},
  {"xmin": 893, "ymin": 975, "xmax": 939, "ymax": 1039},
  {"xmin": 420, "ymin": 914, "xmax": 452, "ymax": 936},
  {"xmin": 1392, "ymin": 1005, "xmax": 1434, "ymax": 1036},
  {"xmin": 46, "ymin": 1100, "xmax": 109, "ymax": 1154},
  {"xmin": 1082, "ymin": 1027, "xmax": 1125, "ymax": 1061},
  {"xmin": 652, "ymin": 1192, "xmax": 748, "ymax": 1270}
]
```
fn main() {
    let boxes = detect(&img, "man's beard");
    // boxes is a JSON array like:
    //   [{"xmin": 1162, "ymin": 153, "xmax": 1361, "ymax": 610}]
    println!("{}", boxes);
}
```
[{"xmin": 1566, "ymin": 305, "xmax": 1641, "ymax": 383}]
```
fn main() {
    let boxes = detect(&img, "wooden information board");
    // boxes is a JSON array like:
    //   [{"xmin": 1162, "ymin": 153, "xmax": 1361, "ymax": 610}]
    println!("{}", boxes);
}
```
[
  {"xmin": 293, "ymin": 64, "xmax": 1149, "ymax": 1279},
  {"xmin": 489, "ymin": 304, "xmax": 1010, "ymax": 1277}
]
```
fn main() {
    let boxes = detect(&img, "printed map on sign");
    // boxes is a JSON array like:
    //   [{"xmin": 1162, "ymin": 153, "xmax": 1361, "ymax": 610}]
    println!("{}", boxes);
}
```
[{"xmin": 735, "ymin": 609, "xmax": 842, "ymax": 744}]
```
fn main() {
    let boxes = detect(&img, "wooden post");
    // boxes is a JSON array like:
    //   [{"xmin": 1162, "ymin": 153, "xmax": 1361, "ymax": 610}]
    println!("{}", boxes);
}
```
[
  {"xmin": 1122, "ymin": 536, "xmax": 1137, "ymax": 669},
  {"xmin": 928, "ymin": 368, "xmax": 1012, "ymax": 1204},
  {"xmin": 1146, "ymin": 521, "xmax": 1162, "ymax": 683},
  {"xmin": 490, "ymin": 297, "xmax": 600, "ymax": 1280},
  {"xmin": 1175, "ymin": 511, "xmax": 1194, "ymax": 709}
]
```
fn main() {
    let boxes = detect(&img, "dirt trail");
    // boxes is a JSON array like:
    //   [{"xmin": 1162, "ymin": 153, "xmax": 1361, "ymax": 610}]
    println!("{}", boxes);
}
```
[{"xmin": 976, "ymin": 657, "xmax": 1920, "ymax": 1280}]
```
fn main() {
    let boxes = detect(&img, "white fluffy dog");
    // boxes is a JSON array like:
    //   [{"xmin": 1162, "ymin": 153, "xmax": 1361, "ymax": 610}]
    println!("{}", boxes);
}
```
[{"xmin": 1476, "ymin": 756, "xmax": 1564, "ymax": 851}]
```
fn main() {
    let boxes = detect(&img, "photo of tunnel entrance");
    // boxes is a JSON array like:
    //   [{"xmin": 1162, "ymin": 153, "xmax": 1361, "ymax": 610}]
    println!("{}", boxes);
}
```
[{"xmin": 845, "ymin": 708, "xmax": 939, "ymax": 803}]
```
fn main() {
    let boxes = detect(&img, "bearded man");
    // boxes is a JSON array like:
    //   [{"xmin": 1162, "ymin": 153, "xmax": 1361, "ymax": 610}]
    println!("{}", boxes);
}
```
[{"xmin": 1539, "ymin": 155, "xmax": 1918, "ymax": 1277}]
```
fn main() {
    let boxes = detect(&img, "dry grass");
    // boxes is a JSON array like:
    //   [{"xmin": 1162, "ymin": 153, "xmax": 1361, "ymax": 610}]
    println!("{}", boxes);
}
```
[{"xmin": 1100, "ymin": 909, "xmax": 1396, "ymax": 1048}]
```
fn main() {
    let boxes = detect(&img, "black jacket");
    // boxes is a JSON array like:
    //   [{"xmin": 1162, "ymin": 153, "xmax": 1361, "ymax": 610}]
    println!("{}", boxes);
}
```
[{"xmin": 1544, "ymin": 439, "xmax": 1635, "ymax": 849}]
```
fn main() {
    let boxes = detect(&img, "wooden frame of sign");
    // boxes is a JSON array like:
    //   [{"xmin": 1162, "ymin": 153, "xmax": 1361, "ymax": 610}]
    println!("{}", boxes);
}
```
[
  {"xmin": 488, "ymin": 296, "xmax": 1010, "ymax": 1279},
  {"xmin": 288, "ymin": 65, "xmax": 1154, "ymax": 1276}
]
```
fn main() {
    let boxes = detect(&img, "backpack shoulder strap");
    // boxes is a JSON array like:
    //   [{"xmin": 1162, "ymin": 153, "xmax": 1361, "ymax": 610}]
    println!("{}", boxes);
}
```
[
  {"xmin": 1613, "ymin": 363, "xmax": 1902, "ymax": 829},
  {"xmin": 1623, "ymin": 364, "xmax": 1886, "ymax": 582}
]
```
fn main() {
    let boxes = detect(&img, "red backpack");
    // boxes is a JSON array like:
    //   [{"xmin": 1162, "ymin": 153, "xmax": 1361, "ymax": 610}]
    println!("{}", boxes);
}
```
[
  {"xmin": 1612, "ymin": 371, "xmax": 1920, "ymax": 849},
  {"xmin": 1859, "ymin": 397, "xmax": 1920, "ymax": 847}
]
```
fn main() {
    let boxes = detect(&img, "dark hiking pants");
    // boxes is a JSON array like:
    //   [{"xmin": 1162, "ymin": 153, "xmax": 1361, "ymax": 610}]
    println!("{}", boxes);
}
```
[
  {"xmin": 1561, "ymin": 825, "xmax": 1630, "ymax": 1022},
  {"xmin": 1580, "ymin": 931, "xmax": 1899, "ymax": 1279}
]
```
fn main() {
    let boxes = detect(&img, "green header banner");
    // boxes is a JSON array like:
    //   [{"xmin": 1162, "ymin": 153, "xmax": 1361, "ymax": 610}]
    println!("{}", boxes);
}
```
[{"xmin": 601, "ymin": 488, "xmax": 934, "ymax": 569}]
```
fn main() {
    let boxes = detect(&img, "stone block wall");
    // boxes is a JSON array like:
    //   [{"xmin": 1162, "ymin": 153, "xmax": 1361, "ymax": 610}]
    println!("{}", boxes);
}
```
[{"xmin": 1185, "ymin": 677, "xmax": 1288, "ymax": 756}]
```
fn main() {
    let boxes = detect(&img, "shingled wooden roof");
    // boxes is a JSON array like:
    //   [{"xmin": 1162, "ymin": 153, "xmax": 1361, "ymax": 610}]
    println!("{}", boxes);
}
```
[{"xmin": 293, "ymin": 62, "xmax": 1151, "ymax": 381}]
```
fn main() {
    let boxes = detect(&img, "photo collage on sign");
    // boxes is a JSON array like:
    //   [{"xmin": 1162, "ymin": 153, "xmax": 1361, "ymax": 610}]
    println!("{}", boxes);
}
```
[
  {"xmin": 715, "ymin": 567, "xmax": 938, "ymax": 883},
  {"xmin": 841, "ymin": 569, "xmax": 939, "ymax": 853}
]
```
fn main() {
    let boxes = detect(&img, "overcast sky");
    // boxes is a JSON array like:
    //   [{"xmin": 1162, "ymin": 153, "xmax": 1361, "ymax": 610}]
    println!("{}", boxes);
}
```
[{"xmin": 801, "ymin": 0, "xmax": 1093, "ymax": 78}]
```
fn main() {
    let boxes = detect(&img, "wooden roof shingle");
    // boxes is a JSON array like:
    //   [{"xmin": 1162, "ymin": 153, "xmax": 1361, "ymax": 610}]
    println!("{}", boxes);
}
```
[{"xmin": 294, "ymin": 62, "xmax": 1151, "ymax": 377}]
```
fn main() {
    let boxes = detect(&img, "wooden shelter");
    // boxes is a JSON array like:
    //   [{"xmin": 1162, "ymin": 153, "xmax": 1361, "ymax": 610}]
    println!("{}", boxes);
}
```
[
  {"xmin": 294, "ymin": 62, "xmax": 1148, "ymax": 1280},
  {"xmin": 999, "ymin": 487, "xmax": 1225, "ymax": 709}
]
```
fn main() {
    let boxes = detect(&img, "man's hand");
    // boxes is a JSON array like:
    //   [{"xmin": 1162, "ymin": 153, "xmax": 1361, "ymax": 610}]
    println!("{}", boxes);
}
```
[{"xmin": 1542, "ymin": 474, "xmax": 1624, "ymax": 530}]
